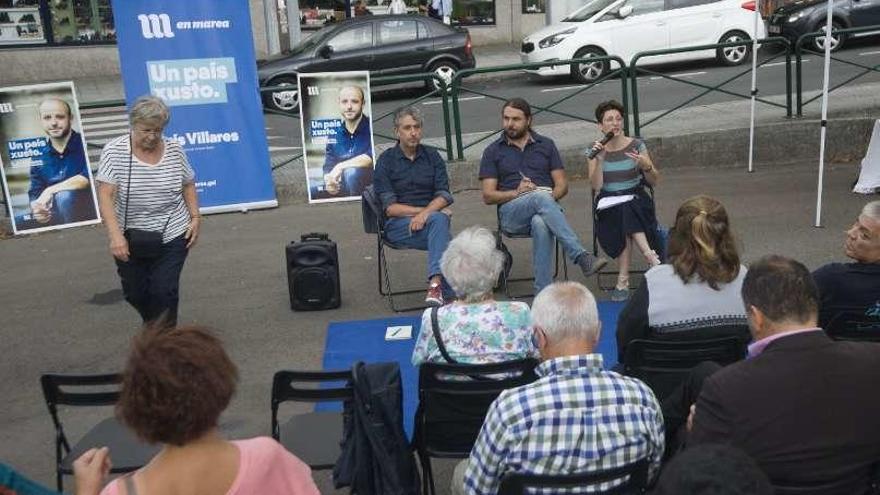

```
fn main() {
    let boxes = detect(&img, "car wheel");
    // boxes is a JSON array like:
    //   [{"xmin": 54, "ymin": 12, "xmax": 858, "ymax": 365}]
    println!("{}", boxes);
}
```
[
  {"xmin": 570, "ymin": 47, "xmax": 608, "ymax": 84},
  {"xmin": 717, "ymin": 31, "xmax": 751, "ymax": 66},
  {"xmin": 428, "ymin": 61, "xmax": 458, "ymax": 92},
  {"xmin": 265, "ymin": 76, "xmax": 299, "ymax": 113},
  {"xmin": 812, "ymin": 21, "xmax": 845, "ymax": 52}
]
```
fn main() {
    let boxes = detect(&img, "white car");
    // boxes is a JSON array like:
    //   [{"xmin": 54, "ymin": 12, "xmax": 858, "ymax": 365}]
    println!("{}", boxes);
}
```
[{"xmin": 521, "ymin": 0, "xmax": 765, "ymax": 83}]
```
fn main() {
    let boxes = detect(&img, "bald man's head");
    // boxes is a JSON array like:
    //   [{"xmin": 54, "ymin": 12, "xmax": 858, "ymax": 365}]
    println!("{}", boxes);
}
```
[
  {"xmin": 38, "ymin": 98, "xmax": 73, "ymax": 140},
  {"xmin": 338, "ymin": 86, "xmax": 365, "ymax": 123}
]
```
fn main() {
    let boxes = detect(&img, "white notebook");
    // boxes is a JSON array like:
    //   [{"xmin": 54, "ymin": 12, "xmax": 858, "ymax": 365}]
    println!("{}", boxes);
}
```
[
  {"xmin": 385, "ymin": 325, "xmax": 413, "ymax": 341},
  {"xmin": 596, "ymin": 194, "xmax": 635, "ymax": 211}
]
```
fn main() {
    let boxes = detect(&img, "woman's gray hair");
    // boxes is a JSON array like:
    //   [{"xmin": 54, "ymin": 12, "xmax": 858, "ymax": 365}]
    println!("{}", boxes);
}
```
[
  {"xmin": 393, "ymin": 105, "xmax": 423, "ymax": 128},
  {"xmin": 440, "ymin": 226, "xmax": 504, "ymax": 302},
  {"xmin": 862, "ymin": 200, "xmax": 880, "ymax": 221},
  {"xmin": 129, "ymin": 95, "xmax": 170, "ymax": 128},
  {"xmin": 531, "ymin": 281, "xmax": 599, "ymax": 342}
]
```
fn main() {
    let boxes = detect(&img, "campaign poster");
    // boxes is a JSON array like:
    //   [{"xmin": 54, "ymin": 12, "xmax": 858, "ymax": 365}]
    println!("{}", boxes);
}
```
[
  {"xmin": 0, "ymin": 82, "xmax": 101, "ymax": 235},
  {"xmin": 111, "ymin": 0, "xmax": 277, "ymax": 213},
  {"xmin": 299, "ymin": 72, "xmax": 375, "ymax": 204}
]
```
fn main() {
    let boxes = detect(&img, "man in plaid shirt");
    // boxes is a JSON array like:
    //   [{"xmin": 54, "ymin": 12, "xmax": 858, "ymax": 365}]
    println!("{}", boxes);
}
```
[{"xmin": 453, "ymin": 281, "xmax": 664, "ymax": 494}]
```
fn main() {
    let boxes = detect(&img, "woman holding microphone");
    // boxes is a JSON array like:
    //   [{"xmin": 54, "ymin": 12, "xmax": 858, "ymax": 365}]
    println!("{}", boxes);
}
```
[{"xmin": 587, "ymin": 100, "xmax": 661, "ymax": 301}]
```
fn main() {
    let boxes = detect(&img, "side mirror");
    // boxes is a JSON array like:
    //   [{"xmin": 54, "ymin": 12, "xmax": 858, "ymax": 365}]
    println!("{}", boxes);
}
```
[
  {"xmin": 618, "ymin": 5, "xmax": 633, "ymax": 18},
  {"xmin": 319, "ymin": 45, "xmax": 334, "ymax": 58}
]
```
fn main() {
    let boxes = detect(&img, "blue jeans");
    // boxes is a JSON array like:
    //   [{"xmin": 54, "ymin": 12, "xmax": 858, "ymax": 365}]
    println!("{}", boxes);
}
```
[
  {"xmin": 15, "ymin": 189, "xmax": 95, "ymax": 230},
  {"xmin": 499, "ymin": 191, "xmax": 587, "ymax": 293},
  {"xmin": 114, "ymin": 235, "xmax": 189, "ymax": 326},
  {"xmin": 384, "ymin": 211, "xmax": 451, "ymax": 282}
]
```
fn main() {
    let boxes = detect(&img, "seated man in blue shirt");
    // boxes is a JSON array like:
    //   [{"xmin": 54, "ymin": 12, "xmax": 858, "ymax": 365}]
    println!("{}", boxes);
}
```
[
  {"xmin": 18, "ymin": 98, "xmax": 96, "ymax": 230},
  {"xmin": 812, "ymin": 200, "xmax": 880, "ymax": 330},
  {"xmin": 374, "ymin": 106, "xmax": 452, "ymax": 305},
  {"xmin": 321, "ymin": 85, "xmax": 373, "ymax": 198},
  {"xmin": 480, "ymin": 98, "xmax": 606, "ymax": 293}
]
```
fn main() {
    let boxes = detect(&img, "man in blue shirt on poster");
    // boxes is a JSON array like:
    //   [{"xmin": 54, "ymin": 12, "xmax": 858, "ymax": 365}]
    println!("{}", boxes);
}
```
[
  {"xmin": 321, "ymin": 85, "xmax": 373, "ymax": 198},
  {"xmin": 17, "ymin": 98, "xmax": 96, "ymax": 230}
]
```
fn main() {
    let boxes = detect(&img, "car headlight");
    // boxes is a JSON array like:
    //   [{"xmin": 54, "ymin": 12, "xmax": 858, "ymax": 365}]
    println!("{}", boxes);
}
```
[
  {"xmin": 539, "ymin": 28, "xmax": 576, "ymax": 49},
  {"xmin": 787, "ymin": 11, "xmax": 805, "ymax": 23}
]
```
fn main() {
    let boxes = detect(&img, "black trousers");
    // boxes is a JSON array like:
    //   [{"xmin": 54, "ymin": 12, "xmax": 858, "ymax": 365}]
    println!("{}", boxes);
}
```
[
  {"xmin": 115, "ymin": 235, "xmax": 189, "ymax": 326},
  {"xmin": 660, "ymin": 361, "xmax": 723, "ymax": 460}
]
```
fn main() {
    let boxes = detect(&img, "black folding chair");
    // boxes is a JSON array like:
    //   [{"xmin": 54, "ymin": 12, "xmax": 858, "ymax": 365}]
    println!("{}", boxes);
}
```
[
  {"xmin": 826, "ymin": 307, "xmax": 880, "ymax": 342},
  {"xmin": 362, "ymin": 185, "xmax": 432, "ymax": 312},
  {"xmin": 590, "ymin": 182, "xmax": 658, "ymax": 292},
  {"xmin": 623, "ymin": 336, "xmax": 747, "ymax": 400},
  {"xmin": 498, "ymin": 458, "xmax": 650, "ymax": 495},
  {"xmin": 413, "ymin": 358, "xmax": 539, "ymax": 495},
  {"xmin": 270, "ymin": 369, "xmax": 353, "ymax": 470},
  {"xmin": 40, "ymin": 373, "xmax": 159, "ymax": 492},
  {"xmin": 495, "ymin": 205, "xmax": 568, "ymax": 299}
]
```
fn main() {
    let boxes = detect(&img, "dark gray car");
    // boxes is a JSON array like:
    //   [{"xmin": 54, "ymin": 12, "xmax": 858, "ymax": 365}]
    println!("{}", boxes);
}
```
[
  {"xmin": 767, "ymin": 0, "xmax": 880, "ymax": 52},
  {"xmin": 258, "ymin": 14, "xmax": 475, "ymax": 112}
]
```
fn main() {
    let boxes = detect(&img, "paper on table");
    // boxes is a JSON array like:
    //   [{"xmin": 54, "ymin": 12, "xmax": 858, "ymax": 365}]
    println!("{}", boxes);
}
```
[
  {"xmin": 385, "ymin": 325, "xmax": 413, "ymax": 340},
  {"xmin": 596, "ymin": 195, "xmax": 634, "ymax": 211}
]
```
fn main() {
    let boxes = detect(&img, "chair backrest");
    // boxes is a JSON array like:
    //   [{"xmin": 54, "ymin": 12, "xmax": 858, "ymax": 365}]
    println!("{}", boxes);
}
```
[
  {"xmin": 40, "ymin": 373, "xmax": 123, "ymax": 451},
  {"xmin": 497, "ymin": 458, "xmax": 649, "ymax": 495},
  {"xmin": 623, "ymin": 336, "xmax": 746, "ymax": 399},
  {"xmin": 826, "ymin": 307, "xmax": 880, "ymax": 342},
  {"xmin": 270, "ymin": 369, "xmax": 354, "ymax": 439},
  {"xmin": 361, "ymin": 185, "xmax": 384, "ymax": 235},
  {"xmin": 415, "ymin": 358, "xmax": 539, "ymax": 457}
]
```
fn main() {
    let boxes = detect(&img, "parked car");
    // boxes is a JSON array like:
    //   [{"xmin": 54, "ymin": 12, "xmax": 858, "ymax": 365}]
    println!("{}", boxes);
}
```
[
  {"xmin": 767, "ymin": 0, "xmax": 880, "ymax": 52},
  {"xmin": 258, "ymin": 14, "xmax": 475, "ymax": 112},
  {"xmin": 520, "ymin": 0, "xmax": 764, "ymax": 83}
]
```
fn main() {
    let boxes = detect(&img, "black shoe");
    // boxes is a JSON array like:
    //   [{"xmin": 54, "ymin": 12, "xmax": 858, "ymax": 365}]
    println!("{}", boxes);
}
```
[{"xmin": 577, "ymin": 252, "xmax": 608, "ymax": 278}]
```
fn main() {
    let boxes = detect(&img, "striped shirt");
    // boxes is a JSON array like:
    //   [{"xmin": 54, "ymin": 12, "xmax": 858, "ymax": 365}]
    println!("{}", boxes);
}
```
[
  {"xmin": 96, "ymin": 135, "xmax": 195, "ymax": 243},
  {"xmin": 463, "ymin": 354, "xmax": 664, "ymax": 494},
  {"xmin": 587, "ymin": 138, "xmax": 646, "ymax": 193}
]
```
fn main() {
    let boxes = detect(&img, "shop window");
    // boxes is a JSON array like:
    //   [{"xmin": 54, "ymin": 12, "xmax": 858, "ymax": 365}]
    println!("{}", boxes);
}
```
[
  {"xmin": 0, "ymin": 0, "xmax": 46, "ymax": 45},
  {"xmin": 299, "ymin": 0, "xmax": 346, "ymax": 28},
  {"xmin": 522, "ymin": 0, "xmax": 545, "ymax": 14},
  {"xmin": 49, "ymin": 0, "xmax": 115, "ymax": 44},
  {"xmin": 451, "ymin": 0, "xmax": 494, "ymax": 25}
]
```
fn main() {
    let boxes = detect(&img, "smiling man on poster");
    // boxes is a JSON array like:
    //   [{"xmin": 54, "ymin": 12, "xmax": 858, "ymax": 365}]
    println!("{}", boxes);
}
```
[{"xmin": 322, "ymin": 85, "xmax": 373, "ymax": 198}]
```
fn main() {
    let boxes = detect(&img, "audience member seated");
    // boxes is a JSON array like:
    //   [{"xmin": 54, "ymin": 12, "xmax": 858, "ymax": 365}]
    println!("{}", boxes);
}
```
[
  {"xmin": 653, "ymin": 444, "xmax": 773, "ymax": 495},
  {"xmin": 616, "ymin": 195, "xmax": 750, "ymax": 364},
  {"xmin": 813, "ymin": 200, "xmax": 880, "ymax": 329},
  {"xmin": 95, "ymin": 325, "xmax": 320, "ymax": 495},
  {"xmin": 411, "ymin": 226, "xmax": 536, "ymax": 368},
  {"xmin": 452, "ymin": 281, "xmax": 664, "ymax": 495},
  {"xmin": 690, "ymin": 255, "xmax": 880, "ymax": 493},
  {"xmin": 374, "ymin": 106, "xmax": 454, "ymax": 306}
]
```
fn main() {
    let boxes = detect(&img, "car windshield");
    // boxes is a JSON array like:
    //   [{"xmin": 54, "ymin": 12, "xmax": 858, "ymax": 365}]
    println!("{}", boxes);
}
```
[{"xmin": 562, "ymin": 0, "xmax": 618, "ymax": 21}]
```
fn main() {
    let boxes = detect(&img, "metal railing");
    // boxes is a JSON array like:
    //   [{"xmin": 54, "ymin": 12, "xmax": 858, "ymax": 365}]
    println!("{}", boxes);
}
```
[
  {"xmin": 795, "ymin": 24, "xmax": 880, "ymax": 116},
  {"xmin": 630, "ymin": 36, "xmax": 792, "ymax": 136},
  {"xmin": 449, "ymin": 55, "xmax": 629, "ymax": 161}
]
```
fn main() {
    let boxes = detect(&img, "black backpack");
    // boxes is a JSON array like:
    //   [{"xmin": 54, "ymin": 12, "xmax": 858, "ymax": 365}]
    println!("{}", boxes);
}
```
[{"xmin": 333, "ymin": 361, "xmax": 420, "ymax": 495}]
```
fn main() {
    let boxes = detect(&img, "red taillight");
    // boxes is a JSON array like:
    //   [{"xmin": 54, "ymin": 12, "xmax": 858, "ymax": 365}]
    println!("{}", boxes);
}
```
[
  {"xmin": 465, "ymin": 33, "xmax": 472, "ymax": 57},
  {"xmin": 741, "ymin": 0, "xmax": 756, "ymax": 10}
]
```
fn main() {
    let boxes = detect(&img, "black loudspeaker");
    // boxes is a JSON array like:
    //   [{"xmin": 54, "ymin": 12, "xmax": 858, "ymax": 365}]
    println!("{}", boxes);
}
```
[{"xmin": 286, "ymin": 233, "xmax": 341, "ymax": 311}]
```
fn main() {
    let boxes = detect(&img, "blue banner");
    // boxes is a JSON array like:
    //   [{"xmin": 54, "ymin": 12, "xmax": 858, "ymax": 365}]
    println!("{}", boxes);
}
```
[{"xmin": 111, "ymin": 0, "xmax": 276, "ymax": 212}]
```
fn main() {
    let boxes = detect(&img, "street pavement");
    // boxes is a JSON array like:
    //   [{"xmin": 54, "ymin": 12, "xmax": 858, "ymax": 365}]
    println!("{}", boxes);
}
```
[{"xmin": 0, "ymin": 161, "xmax": 873, "ymax": 493}]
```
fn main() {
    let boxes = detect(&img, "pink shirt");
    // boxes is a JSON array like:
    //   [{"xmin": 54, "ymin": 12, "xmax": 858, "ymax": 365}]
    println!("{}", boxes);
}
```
[
  {"xmin": 100, "ymin": 437, "xmax": 319, "ymax": 495},
  {"xmin": 747, "ymin": 327, "xmax": 823, "ymax": 358}
]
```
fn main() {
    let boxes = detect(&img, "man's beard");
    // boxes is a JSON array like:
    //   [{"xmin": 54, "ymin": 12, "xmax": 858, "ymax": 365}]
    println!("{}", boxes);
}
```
[{"xmin": 505, "ymin": 127, "xmax": 526, "ymax": 140}]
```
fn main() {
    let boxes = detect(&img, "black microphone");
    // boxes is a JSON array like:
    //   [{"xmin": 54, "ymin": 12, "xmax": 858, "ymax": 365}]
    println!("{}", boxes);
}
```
[{"xmin": 586, "ymin": 131, "xmax": 615, "ymax": 160}]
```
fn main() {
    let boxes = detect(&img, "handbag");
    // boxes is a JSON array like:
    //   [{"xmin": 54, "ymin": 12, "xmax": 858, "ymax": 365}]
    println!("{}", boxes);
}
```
[{"xmin": 122, "ymin": 142, "xmax": 172, "ymax": 259}]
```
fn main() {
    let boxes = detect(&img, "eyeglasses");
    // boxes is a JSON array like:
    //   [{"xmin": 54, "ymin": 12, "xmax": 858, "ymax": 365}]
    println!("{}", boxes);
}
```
[{"xmin": 133, "ymin": 127, "xmax": 163, "ymax": 136}]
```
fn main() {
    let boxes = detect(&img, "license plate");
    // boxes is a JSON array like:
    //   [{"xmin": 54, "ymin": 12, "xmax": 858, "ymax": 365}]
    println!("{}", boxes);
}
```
[{"xmin": 768, "ymin": 25, "xmax": 781, "ymax": 34}]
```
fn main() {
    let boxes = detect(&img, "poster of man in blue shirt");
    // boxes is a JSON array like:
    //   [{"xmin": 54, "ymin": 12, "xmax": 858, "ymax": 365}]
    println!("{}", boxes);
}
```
[
  {"xmin": 0, "ymin": 83, "xmax": 100, "ymax": 235},
  {"xmin": 299, "ymin": 73, "xmax": 375, "ymax": 203}
]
